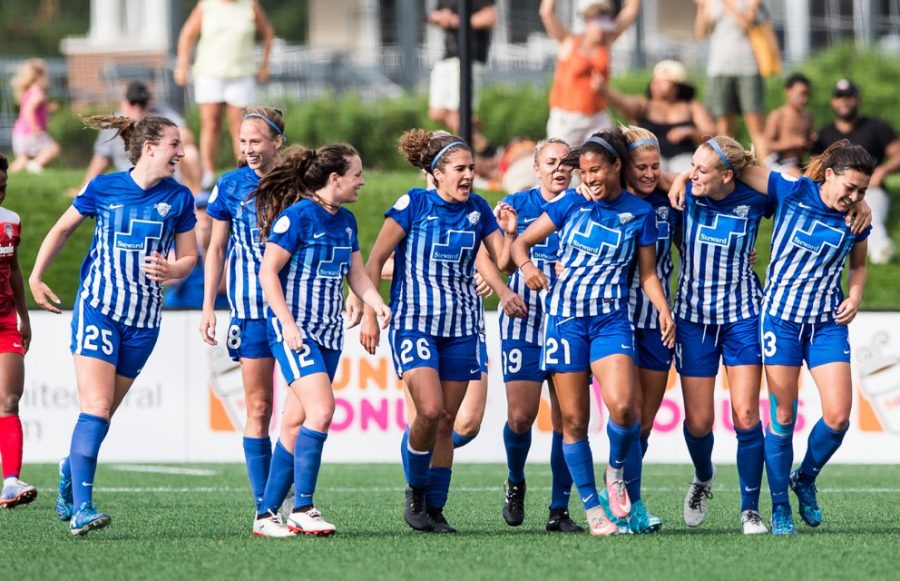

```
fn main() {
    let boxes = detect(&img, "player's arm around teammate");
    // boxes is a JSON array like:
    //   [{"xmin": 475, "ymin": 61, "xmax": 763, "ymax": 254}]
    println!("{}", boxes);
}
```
[{"xmin": 29, "ymin": 115, "xmax": 197, "ymax": 536}]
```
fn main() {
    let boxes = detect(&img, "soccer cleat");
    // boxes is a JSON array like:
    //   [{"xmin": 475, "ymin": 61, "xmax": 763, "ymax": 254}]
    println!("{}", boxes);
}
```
[
  {"xmin": 628, "ymin": 499, "xmax": 662, "ymax": 534},
  {"xmin": 286, "ymin": 507, "xmax": 336, "ymax": 536},
  {"xmin": 69, "ymin": 502, "xmax": 111, "ymax": 536},
  {"xmin": 598, "ymin": 488, "xmax": 631, "ymax": 534},
  {"xmin": 585, "ymin": 505, "xmax": 619, "ymax": 537},
  {"xmin": 683, "ymin": 467, "xmax": 715, "ymax": 527},
  {"xmin": 253, "ymin": 511, "xmax": 297, "ymax": 538},
  {"xmin": 56, "ymin": 459, "xmax": 74, "ymax": 522},
  {"xmin": 546, "ymin": 508, "xmax": 585, "ymax": 533},
  {"xmin": 790, "ymin": 470, "xmax": 822, "ymax": 527},
  {"xmin": 403, "ymin": 487, "xmax": 433, "ymax": 532},
  {"xmin": 741, "ymin": 509, "xmax": 769, "ymax": 535},
  {"xmin": 502, "ymin": 480, "xmax": 526, "ymax": 526},
  {"xmin": 604, "ymin": 466, "xmax": 631, "ymax": 520},
  {"xmin": 427, "ymin": 508, "xmax": 457, "ymax": 533},
  {"xmin": 0, "ymin": 479, "xmax": 38, "ymax": 509},
  {"xmin": 770, "ymin": 503, "xmax": 798, "ymax": 535}
]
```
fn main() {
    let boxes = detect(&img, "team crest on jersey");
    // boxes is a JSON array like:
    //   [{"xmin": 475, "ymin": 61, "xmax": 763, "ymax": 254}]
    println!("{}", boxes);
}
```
[
  {"xmin": 4, "ymin": 224, "xmax": 12, "ymax": 239},
  {"xmin": 618, "ymin": 212, "xmax": 634, "ymax": 225},
  {"xmin": 273, "ymin": 216, "xmax": 291, "ymax": 234},
  {"xmin": 392, "ymin": 194, "xmax": 410, "ymax": 211},
  {"xmin": 155, "ymin": 202, "xmax": 172, "ymax": 217},
  {"xmin": 656, "ymin": 207, "xmax": 669, "ymax": 221},
  {"xmin": 467, "ymin": 211, "xmax": 481, "ymax": 225},
  {"xmin": 345, "ymin": 227, "xmax": 353, "ymax": 240},
  {"xmin": 734, "ymin": 205, "xmax": 750, "ymax": 218}
]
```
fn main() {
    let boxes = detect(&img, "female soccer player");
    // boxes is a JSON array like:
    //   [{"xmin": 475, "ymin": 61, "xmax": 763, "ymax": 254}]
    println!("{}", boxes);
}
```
[
  {"xmin": 511, "ymin": 129, "xmax": 675, "ymax": 536},
  {"xmin": 493, "ymin": 138, "xmax": 582, "ymax": 533},
  {"xmin": 257, "ymin": 144, "xmax": 391, "ymax": 536},
  {"xmin": 29, "ymin": 115, "xmax": 197, "ymax": 535},
  {"xmin": 360, "ymin": 129, "xmax": 524, "ymax": 533},
  {"xmin": 200, "ymin": 107, "xmax": 306, "ymax": 537},
  {"xmin": 0, "ymin": 154, "xmax": 36, "ymax": 509}
]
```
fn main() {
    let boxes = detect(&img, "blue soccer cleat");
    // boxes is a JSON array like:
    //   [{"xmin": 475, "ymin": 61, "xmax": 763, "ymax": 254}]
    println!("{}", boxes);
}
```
[
  {"xmin": 628, "ymin": 499, "xmax": 662, "ymax": 534},
  {"xmin": 770, "ymin": 503, "xmax": 797, "ymax": 536},
  {"xmin": 790, "ymin": 470, "xmax": 822, "ymax": 527},
  {"xmin": 56, "ymin": 459, "xmax": 74, "ymax": 522},
  {"xmin": 69, "ymin": 502, "xmax": 111, "ymax": 536}
]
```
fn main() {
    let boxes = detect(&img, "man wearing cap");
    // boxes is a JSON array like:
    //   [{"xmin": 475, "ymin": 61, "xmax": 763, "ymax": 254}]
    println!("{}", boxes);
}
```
[
  {"xmin": 78, "ymin": 81, "xmax": 203, "ymax": 193},
  {"xmin": 813, "ymin": 78, "xmax": 900, "ymax": 264}
]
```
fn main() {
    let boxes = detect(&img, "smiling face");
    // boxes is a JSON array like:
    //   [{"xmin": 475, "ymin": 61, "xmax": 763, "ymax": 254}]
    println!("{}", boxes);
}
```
[
  {"xmin": 240, "ymin": 118, "xmax": 282, "ymax": 176},
  {"xmin": 626, "ymin": 148, "xmax": 661, "ymax": 196},
  {"xmin": 831, "ymin": 95, "xmax": 859, "ymax": 122},
  {"xmin": 579, "ymin": 151, "xmax": 622, "ymax": 201},
  {"xmin": 331, "ymin": 155, "xmax": 365, "ymax": 205},
  {"xmin": 535, "ymin": 142, "xmax": 573, "ymax": 197},
  {"xmin": 820, "ymin": 167, "xmax": 869, "ymax": 213},
  {"xmin": 142, "ymin": 125, "xmax": 184, "ymax": 180},
  {"xmin": 689, "ymin": 146, "xmax": 733, "ymax": 198},
  {"xmin": 433, "ymin": 149, "xmax": 475, "ymax": 203}
]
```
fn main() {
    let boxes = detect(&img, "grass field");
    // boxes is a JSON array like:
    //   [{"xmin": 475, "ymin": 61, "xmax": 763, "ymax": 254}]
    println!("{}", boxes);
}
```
[{"xmin": 2, "ymin": 462, "xmax": 899, "ymax": 580}]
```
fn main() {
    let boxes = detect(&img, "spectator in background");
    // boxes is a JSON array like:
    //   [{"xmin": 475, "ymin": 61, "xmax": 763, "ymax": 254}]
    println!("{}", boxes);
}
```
[
  {"xmin": 813, "ymin": 79, "xmax": 900, "ymax": 264},
  {"xmin": 9, "ymin": 58, "xmax": 59, "ymax": 174},
  {"xmin": 694, "ymin": 0, "xmax": 768, "ymax": 160},
  {"xmin": 427, "ymin": 0, "xmax": 497, "ymax": 138},
  {"xmin": 541, "ymin": 0, "xmax": 641, "ymax": 148},
  {"xmin": 602, "ymin": 59, "xmax": 714, "ymax": 172},
  {"xmin": 474, "ymin": 143, "xmax": 501, "ymax": 191},
  {"xmin": 764, "ymin": 73, "xmax": 814, "ymax": 178},
  {"xmin": 79, "ymin": 81, "xmax": 202, "ymax": 193},
  {"xmin": 175, "ymin": 0, "xmax": 274, "ymax": 190}
]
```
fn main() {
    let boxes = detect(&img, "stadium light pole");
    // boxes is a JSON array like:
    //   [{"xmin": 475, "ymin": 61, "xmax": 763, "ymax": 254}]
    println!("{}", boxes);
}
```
[{"xmin": 458, "ymin": 0, "xmax": 473, "ymax": 146}]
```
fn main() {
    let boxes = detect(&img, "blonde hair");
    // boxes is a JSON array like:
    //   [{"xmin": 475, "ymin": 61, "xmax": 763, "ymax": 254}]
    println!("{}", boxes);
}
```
[
  {"xmin": 533, "ymin": 137, "xmax": 570, "ymax": 165},
  {"xmin": 700, "ymin": 136, "xmax": 756, "ymax": 173},
  {"xmin": 11, "ymin": 58, "xmax": 47, "ymax": 102},
  {"xmin": 622, "ymin": 125, "xmax": 660, "ymax": 156}
]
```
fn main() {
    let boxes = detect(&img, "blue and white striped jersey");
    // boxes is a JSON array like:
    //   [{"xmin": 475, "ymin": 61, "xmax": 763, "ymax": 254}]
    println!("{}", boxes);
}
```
[
  {"xmin": 628, "ymin": 190, "xmax": 679, "ymax": 329},
  {"xmin": 73, "ymin": 172, "xmax": 197, "ymax": 328},
  {"xmin": 763, "ymin": 172, "xmax": 871, "ymax": 323},
  {"xmin": 545, "ymin": 189, "xmax": 657, "ymax": 318},
  {"xmin": 206, "ymin": 166, "xmax": 266, "ymax": 319},
  {"xmin": 498, "ymin": 188, "xmax": 560, "ymax": 344},
  {"xmin": 675, "ymin": 181, "xmax": 773, "ymax": 324},
  {"xmin": 386, "ymin": 188, "xmax": 499, "ymax": 337},
  {"xmin": 266, "ymin": 199, "xmax": 359, "ymax": 351}
]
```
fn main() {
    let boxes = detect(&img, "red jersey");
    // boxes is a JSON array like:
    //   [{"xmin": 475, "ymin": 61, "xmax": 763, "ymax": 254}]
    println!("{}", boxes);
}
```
[{"xmin": 0, "ymin": 207, "xmax": 22, "ymax": 317}]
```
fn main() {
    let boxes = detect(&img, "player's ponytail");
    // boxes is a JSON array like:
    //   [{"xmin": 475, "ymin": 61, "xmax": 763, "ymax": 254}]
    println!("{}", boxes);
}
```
[
  {"xmin": 255, "ymin": 143, "xmax": 359, "ymax": 238},
  {"xmin": 84, "ymin": 114, "xmax": 177, "ymax": 165},
  {"xmin": 701, "ymin": 136, "xmax": 756, "ymax": 174},
  {"xmin": 398, "ymin": 128, "xmax": 470, "ymax": 176},
  {"xmin": 804, "ymin": 139, "xmax": 875, "ymax": 183}
]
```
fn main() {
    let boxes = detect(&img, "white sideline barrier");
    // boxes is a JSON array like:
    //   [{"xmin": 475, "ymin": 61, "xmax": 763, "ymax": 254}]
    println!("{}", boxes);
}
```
[{"xmin": 19, "ymin": 311, "xmax": 900, "ymax": 463}]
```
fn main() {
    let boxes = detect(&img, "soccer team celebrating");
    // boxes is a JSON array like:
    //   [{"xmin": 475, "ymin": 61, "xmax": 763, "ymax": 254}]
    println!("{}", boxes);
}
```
[{"xmin": 0, "ymin": 105, "xmax": 876, "ymax": 540}]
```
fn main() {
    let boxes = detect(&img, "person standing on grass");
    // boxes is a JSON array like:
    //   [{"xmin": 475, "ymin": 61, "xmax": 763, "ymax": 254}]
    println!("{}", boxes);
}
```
[
  {"xmin": 9, "ymin": 58, "xmax": 60, "ymax": 175},
  {"xmin": 359, "ymin": 129, "xmax": 525, "ymax": 533},
  {"xmin": 510, "ymin": 129, "xmax": 675, "ymax": 536},
  {"xmin": 199, "ymin": 107, "xmax": 305, "ymax": 538},
  {"xmin": 0, "ymin": 154, "xmax": 36, "ymax": 510},
  {"xmin": 29, "ymin": 115, "xmax": 197, "ymax": 536},
  {"xmin": 256, "ymin": 144, "xmax": 391, "ymax": 536}
]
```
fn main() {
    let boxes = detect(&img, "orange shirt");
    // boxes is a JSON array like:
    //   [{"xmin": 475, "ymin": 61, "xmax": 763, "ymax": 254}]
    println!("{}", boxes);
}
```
[{"xmin": 548, "ymin": 36, "xmax": 609, "ymax": 116}]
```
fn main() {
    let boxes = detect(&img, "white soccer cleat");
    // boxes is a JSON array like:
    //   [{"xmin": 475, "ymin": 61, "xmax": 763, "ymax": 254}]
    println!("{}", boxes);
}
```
[
  {"xmin": 0, "ymin": 479, "xmax": 38, "ymax": 509},
  {"xmin": 740, "ymin": 509, "xmax": 769, "ymax": 535},
  {"xmin": 253, "ymin": 511, "xmax": 297, "ymax": 538},
  {"xmin": 286, "ymin": 507, "xmax": 336, "ymax": 536},
  {"xmin": 585, "ymin": 505, "xmax": 619, "ymax": 537},
  {"xmin": 683, "ymin": 467, "xmax": 715, "ymax": 527}
]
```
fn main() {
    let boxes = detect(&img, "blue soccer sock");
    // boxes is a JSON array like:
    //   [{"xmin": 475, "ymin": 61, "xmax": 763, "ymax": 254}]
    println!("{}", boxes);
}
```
[
  {"xmin": 503, "ymin": 423, "xmax": 531, "ymax": 484},
  {"xmin": 735, "ymin": 422, "xmax": 764, "ymax": 511},
  {"xmin": 764, "ymin": 426, "xmax": 793, "ymax": 508},
  {"xmin": 549, "ymin": 431, "xmax": 573, "ymax": 511},
  {"xmin": 293, "ymin": 427, "xmax": 327, "ymax": 510},
  {"xmin": 607, "ymin": 419, "xmax": 638, "ymax": 471},
  {"xmin": 259, "ymin": 440, "xmax": 293, "ymax": 516},
  {"xmin": 797, "ymin": 418, "xmax": 847, "ymax": 484},
  {"xmin": 452, "ymin": 430, "xmax": 476, "ymax": 449},
  {"xmin": 400, "ymin": 427, "xmax": 411, "ymax": 483},
  {"xmin": 623, "ymin": 423, "xmax": 643, "ymax": 503},
  {"xmin": 683, "ymin": 422, "xmax": 715, "ymax": 482},
  {"xmin": 242, "ymin": 435, "xmax": 272, "ymax": 512},
  {"xmin": 640, "ymin": 434, "xmax": 650, "ymax": 458},
  {"xmin": 406, "ymin": 442, "xmax": 433, "ymax": 489},
  {"xmin": 426, "ymin": 467, "xmax": 452, "ymax": 510},
  {"xmin": 69, "ymin": 413, "xmax": 110, "ymax": 510},
  {"xmin": 562, "ymin": 438, "xmax": 600, "ymax": 510}
]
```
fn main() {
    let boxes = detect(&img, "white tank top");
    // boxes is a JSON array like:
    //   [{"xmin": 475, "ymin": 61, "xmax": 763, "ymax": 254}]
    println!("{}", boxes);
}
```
[{"xmin": 193, "ymin": 0, "xmax": 257, "ymax": 79}]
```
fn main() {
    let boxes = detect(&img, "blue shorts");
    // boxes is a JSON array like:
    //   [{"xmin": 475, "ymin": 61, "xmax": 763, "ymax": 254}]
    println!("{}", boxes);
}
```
[
  {"xmin": 226, "ymin": 317, "xmax": 273, "ymax": 361},
  {"xmin": 267, "ymin": 317, "xmax": 341, "ymax": 384},
  {"xmin": 542, "ymin": 310, "xmax": 634, "ymax": 374},
  {"xmin": 634, "ymin": 327, "xmax": 674, "ymax": 372},
  {"xmin": 760, "ymin": 314, "xmax": 850, "ymax": 369},
  {"xmin": 70, "ymin": 298, "xmax": 159, "ymax": 378},
  {"xmin": 675, "ymin": 315, "xmax": 762, "ymax": 377},
  {"xmin": 389, "ymin": 328, "xmax": 480, "ymax": 382},
  {"xmin": 501, "ymin": 339, "xmax": 547, "ymax": 383},
  {"xmin": 478, "ymin": 333, "xmax": 488, "ymax": 374}
]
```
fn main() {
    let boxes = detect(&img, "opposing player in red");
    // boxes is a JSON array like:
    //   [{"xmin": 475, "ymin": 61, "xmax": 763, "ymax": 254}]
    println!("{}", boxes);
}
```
[{"xmin": 0, "ymin": 153, "xmax": 35, "ymax": 509}]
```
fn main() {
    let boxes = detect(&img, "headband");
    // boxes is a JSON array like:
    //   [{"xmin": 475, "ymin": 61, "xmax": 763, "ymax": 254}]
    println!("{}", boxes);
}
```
[
  {"xmin": 705, "ymin": 138, "xmax": 733, "ymax": 171},
  {"xmin": 626, "ymin": 138, "xmax": 659, "ymax": 151},
  {"xmin": 430, "ymin": 141, "xmax": 466, "ymax": 171},
  {"xmin": 243, "ymin": 113, "xmax": 285, "ymax": 139},
  {"xmin": 587, "ymin": 135, "xmax": 620, "ymax": 160}
]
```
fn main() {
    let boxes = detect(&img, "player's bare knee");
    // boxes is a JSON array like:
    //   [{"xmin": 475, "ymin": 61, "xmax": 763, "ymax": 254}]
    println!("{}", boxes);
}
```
[
  {"xmin": 823, "ymin": 412, "xmax": 850, "ymax": 432},
  {"xmin": 507, "ymin": 410, "xmax": 536, "ymax": 433}
]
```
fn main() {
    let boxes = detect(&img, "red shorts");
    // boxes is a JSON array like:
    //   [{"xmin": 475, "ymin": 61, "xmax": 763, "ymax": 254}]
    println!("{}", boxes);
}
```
[{"xmin": 0, "ymin": 311, "xmax": 24, "ymax": 356}]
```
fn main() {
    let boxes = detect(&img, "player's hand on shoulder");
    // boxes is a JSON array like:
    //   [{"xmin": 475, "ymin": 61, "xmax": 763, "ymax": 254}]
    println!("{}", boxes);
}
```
[
  {"xmin": 846, "ymin": 200, "xmax": 872, "ymax": 234},
  {"xmin": 28, "ymin": 278, "xmax": 62, "ymax": 314},
  {"xmin": 668, "ymin": 172, "xmax": 689, "ymax": 211}
]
